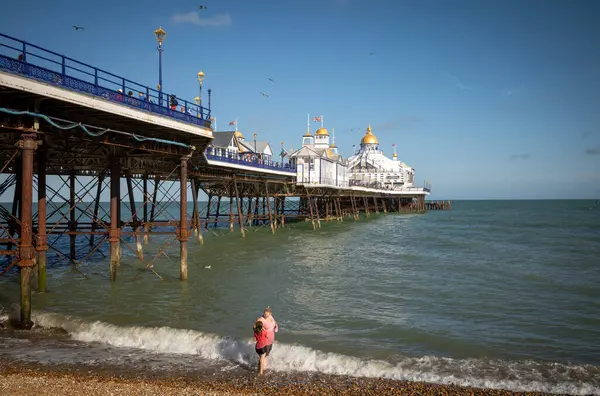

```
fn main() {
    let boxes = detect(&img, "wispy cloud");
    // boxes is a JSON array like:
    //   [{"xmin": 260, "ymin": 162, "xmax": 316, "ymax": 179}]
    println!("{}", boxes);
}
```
[
  {"xmin": 582, "ymin": 130, "xmax": 594, "ymax": 140},
  {"xmin": 442, "ymin": 71, "xmax": 473, "ymax": 91},
  {"xmin": 509, "ymin": 153, "xmax": 531, "ymax": 160},
  {"xmin": 375, "ymin": 116, "xmax": 422, "ymax": 131},
  {"xmin": 170, "ymin": 11, "xmax": 232, "ymax": 27},
  {"xmin": 505, "ymin": 89, "xmax": 520, "ymax": 96},
  {"xmin": 585, "ymin": 146, "xmax": 600, "ymax": 155}
]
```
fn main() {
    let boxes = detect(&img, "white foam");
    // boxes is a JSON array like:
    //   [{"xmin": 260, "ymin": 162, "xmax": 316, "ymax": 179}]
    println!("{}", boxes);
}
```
[{"xmin": 32, "ymin": 312, "xmax": 600, "ymax": 395}]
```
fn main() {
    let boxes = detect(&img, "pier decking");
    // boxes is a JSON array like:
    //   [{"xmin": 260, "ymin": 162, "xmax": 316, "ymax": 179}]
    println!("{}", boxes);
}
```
[{"xmin": 0, "ymin": 32, "xmax": 449, "ymax": 329}]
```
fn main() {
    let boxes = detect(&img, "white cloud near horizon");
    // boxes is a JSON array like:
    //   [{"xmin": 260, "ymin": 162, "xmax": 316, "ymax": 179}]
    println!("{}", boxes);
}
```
[
  {"xmin": 442, "ymin": 70, "xmax": 473, "ymax": 91},
  {"xmin": 170, "ymin": 11, "xmax": 232, "ymax": 27}
]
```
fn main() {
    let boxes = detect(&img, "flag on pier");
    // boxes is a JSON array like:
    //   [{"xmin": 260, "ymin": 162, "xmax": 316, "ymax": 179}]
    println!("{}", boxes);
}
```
[
  {"xmin": 229, "ymin": 120, "xmax": 236, "ymax": 126},
  {"xmin": 280, "ymin": 147, "xmax": 288, "ymax": 158},
  {"xmin": 313, "ymin": 116, "xmax": 321, "ymax": 122}
]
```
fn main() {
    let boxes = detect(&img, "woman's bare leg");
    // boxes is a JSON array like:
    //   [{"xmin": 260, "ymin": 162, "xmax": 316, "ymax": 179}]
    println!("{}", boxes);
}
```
[{"xmin": 258, "ymin": 354, "xmax": 265, "ymax": 376}]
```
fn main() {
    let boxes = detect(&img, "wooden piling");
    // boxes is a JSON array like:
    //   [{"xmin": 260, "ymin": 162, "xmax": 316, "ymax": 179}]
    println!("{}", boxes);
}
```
[
  {"xmin": 36, "ymin": 147, "xmax": 47, "ymax": 293},
  {"xmin": 265, "ymin": 182, "xmax": 275, "ymax": 234},
  {"xmin": 18, "ymin": 134, "xmax": 37, "ymax": 329},
  {"xmin": 109, "ymin": 157, "xmax": 120, "ymax": 281},
  {"xmin": 179, "ymin": 157, "xmax": 189, "ymax": 281},
  {"xmin": 233, "ymin": 176, "xmax": 245, "ymax": 238}
]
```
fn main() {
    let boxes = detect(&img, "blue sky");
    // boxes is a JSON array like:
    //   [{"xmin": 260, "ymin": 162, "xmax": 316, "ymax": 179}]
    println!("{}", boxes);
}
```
[{"xmin": 1, "ymin": 0, "xmax": 599, "ymax": 199}]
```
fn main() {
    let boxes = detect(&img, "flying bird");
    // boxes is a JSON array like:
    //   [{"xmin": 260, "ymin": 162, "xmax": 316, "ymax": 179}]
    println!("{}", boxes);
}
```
[
  {"xmin": 199, "ymin": 5, "xmax": 207, "ymax": 9},
  {"xmin": 268, "ymin": 77, "xmax": 275, "ymax": 83},
  {"xmin": 369, "ymin": 52, "xmax": 376, "ymax": 56},
  {"xmin": 260, "ymin": 92, "xmax": 270, "ymax": 98},
  {"xmin": 72, "ymin": 25, "xmax": 84, "ymax": 30}
]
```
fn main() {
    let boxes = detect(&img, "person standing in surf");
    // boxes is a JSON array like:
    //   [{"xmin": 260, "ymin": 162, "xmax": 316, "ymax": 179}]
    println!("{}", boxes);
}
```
[
  {"xmin": 256, "ymin": 306, "xmax": 278, "ymax": 373},
  {"xmin": 253, "ymin": 320, "xmax": 268, "ymax": 375}
]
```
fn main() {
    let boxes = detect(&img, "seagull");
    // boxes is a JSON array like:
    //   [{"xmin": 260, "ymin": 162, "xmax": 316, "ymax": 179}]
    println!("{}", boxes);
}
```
[
  {"xmin": 199, "ymin": 5, "xmax": 207, "ymax": 9},
  {"xmin": 73, "ymin": 25, "xmax": 85, "ymax": 30},
  {"xmin": 369, "ymin": 52, "xmax": 376, "ymax": 56},
  {"xmin": 268, "ymin": 77, "xmax": 275, "ymax": 83},
  {"xmin": 204, "ymin": 265, "xmax": 211, "ymax": 269},
  {"xmin": 260, "ymin": 92, "xmax": 269, "ymax": 98}
]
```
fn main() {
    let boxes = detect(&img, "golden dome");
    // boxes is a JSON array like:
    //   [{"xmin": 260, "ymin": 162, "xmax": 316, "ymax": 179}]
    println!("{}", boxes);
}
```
[
  {"xmin": 316, "ymin": 127, "xmax": 329, "ymax": 136},
  {"xmin": 303, "ymin": 131, "xmax": 312, "ymax": 137},
  {"xmin": 234, "ymin": 130, "xmax": 244, "ymax": 139},
  {"xmin": 361, "ymin": 125, "xmax": 378, "ymax": 145},
  {"xmin": 329, "ymin": 143, "xmax": 337, "ymax": 148}
]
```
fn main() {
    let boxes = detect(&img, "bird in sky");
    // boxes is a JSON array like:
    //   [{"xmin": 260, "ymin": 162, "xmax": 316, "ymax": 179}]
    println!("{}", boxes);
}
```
[
  {"xmin": 349, "ymin": 127, "xmax": 361, "ymax": 132},
  {"xmin": 199, "ymin": 5, "xmax": 207, "ymax": 9},
  {"xmin": 268, "ymin": 77, "xmax": 275, "ymax": 83},
  {"xmin": 369, "ymin": 52, "xmax": 376, "ymax": 56},
  {"xmin": 260, "ymin": 92, "xmax": 269, "ymax": 98},
  {"xmin": 72, "ymin": 25, "xmax": 84, "ymax": 30}
]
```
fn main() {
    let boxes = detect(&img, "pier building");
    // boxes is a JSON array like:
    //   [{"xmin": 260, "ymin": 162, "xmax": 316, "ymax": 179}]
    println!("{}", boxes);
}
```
[
  {"xmin": 0, "ymin": 30, "xmax": 447, "ymax": 330},
  {"xmin": 347, "ymin": 126, "xmax": 416, "ymax": 190}
]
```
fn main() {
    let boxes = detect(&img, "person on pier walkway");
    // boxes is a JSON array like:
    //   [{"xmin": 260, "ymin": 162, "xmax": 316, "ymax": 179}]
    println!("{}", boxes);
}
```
[{"xmin": 255, "ymin": 306, "xmax": 278, "ymax": 374}]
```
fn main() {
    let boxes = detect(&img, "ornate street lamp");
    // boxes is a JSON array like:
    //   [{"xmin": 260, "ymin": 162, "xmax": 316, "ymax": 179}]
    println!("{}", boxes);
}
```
[
  {"xmin": 194, "ymin": 96, "xmax": 201, "ymax": 117},
  {"xmin": 154, "ymin": 26, "xmax": 167, "ymax": 106},
  {"xmin": 197, "ymin": 70, "xmax": 205, "ymax": 108},
  {"xmin": 253, "ymin": 131, "xmax": 258, "ymax": 161}
]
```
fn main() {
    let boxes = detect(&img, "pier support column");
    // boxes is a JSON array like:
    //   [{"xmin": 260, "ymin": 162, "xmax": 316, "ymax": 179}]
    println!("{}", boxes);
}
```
[
  {"xmin": 233, "ymin": 176, "xmax": 245, "ymax": 238},
  {"xmin": 280, "ymin": 197, "xmax": 286, "ymax": 228},
  {"xmin": 69, "ymin": 173, "xmax": 76, "ymax": 260},
  {"xmin": 179, "ymin": 157, "xmax": 189, "ymax": 281},
  {"xmin": 90, "ymin": 174, "xmax": 103, "ymax": 246},
  {"xmin": 126, "ymin": 172, "xmax": 143, "ymax": 259},
  {"xmin": 215, "ymin": 195, "xmax": 222, "ymax": 228},
  {"xmin": 36, "ymin": 147, "xmax": 48, "ymax": 293},
  {"xmin": 363, "ymin": 197, "xmax": 370, "ymax": 216},
  {"xmin": 18, "ymin": 134, "xmax": 38, "ymax": 329},
  {"xmin": 148, "ymin": 177, "xmax": 160, "ymax": 240},
  {"xmin": 143, "ymin": 173, "xmax": 149, "ymax": 244},
  {"xmin": 190, "ymin": 178, "xmax": 203, "ymax": 244},
  {"xmin": 205, "ymin": 193, "xmax": 212, "ymax": 230},
  {"xmin": 109, "ymin": 157, "xmax": 121, "ymax": 281},
  {"xmin": 373, "ymin": 197, "xmax": 379, "ymax": 214},
  {"xmin": 229, "ymin": 194, "xmax": 234, "ymax": 232},
  {"xmin": 265, "ymin": 182, "xmax": 275, "ymax": 234},
  {"xmin": 382, "ymin": 198, "xmax": 388, "ymax": 215}
]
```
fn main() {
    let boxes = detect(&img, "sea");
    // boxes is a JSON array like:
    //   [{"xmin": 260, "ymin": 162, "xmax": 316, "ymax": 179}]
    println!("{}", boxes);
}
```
[{"xmin": 0, "ymin": 199, "xmax": 599, "ymax": 395}]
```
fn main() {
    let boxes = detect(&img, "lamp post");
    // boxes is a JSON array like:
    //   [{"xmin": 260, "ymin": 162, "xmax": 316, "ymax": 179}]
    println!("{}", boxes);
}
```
[
  {"xmin": 154, "ymin": 26, "xmax": 166, "ymax": 106},
  {"xmin": 197, "ymin": 69, "xmax": 205, "ymax": 108},
  {"xmin": 253, "ymin": 132, "xmax": 257, "ymax": 162},
  {"xmin": 194, "ymin": 96, "xmax": 200, "ymax": 117},
  {"xmin": 207, "ymin": 89, "xmax": 212, "ymax": 112}
]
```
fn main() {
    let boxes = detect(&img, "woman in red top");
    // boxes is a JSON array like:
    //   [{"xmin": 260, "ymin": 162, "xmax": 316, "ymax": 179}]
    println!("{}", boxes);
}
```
[{"xmin": 253, "ymin": 320, "xmax": 269, "ymax": 375}]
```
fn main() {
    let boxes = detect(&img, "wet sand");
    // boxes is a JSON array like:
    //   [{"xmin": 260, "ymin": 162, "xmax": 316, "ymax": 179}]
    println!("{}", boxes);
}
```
[{"xmin": 0, "ymin": 360, "xmax": 560, "ymax": 396}]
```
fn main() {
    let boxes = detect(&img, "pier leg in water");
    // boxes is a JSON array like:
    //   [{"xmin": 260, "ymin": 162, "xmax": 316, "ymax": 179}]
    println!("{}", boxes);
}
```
[
  {"xmin": 142, "ymin": 173, "xmax": 149, "ymax": 244},
  {"xmin": 179, "ymin": 157, "xmax": 189, "ymax": 280},
  {"xmin": 205, "ymin": 193, "xmax": 212, "ymax": 231},
  {"xmin": 281, "ymin": 197, "xmax": 286, "ymax": 228},
  {"xmin": 148, "ymin": 177, "xmax": 160, "ymax": 242},
  {"xmin": 126, "ymin": 172, "xmax": 143, "ymax": 260},
  {"xmin": 373, "ymin": 196, "xmax": 379, "ymax": 214},
  {"xmin": 233, "ymin": 176, "xmax": 245, "ymax": 238},
  {"xmin": 18, "ymin": 133, "xmax": 38, "ymax": 329},
  {"xmin": 109, "ymin": 156, "xmax": 121, "ymax": 281},
  {"xmin": 229, "ymin": 193, "xmax": 234, "ymax": 232},
  {"xmin": 215, "ymin": 195, "xmax": 222, "ymax": 228},
  {"xmin": 265, "ymin": 182, "xmax": 275, "ymax": 234},
  {"xmin": 89, "ymin": 174, "xmax": 103, "ymax": 246},
  {"xmin": 382, "ymin": 197, "xmax": 388, "ymax": 215},
  {"xmin": 36, "ymin": 146, "xmax": 48, "ymax": 293},
  {"xmin": 69, "ymin": 172, "xmax": 76, "ymax": 260},
  {"xmin": 191, "ymin": 178, "xmax": 203, "ymax": 244},
  {"xmin": 307, "ymin": 195, "xmax": 316, "ymax": 230}
]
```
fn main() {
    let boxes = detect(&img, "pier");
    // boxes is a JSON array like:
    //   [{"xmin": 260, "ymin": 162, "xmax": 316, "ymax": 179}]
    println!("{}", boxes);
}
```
[{"xmin": 0, "ymin": 32, "xmax": 449, "ymax": 329}]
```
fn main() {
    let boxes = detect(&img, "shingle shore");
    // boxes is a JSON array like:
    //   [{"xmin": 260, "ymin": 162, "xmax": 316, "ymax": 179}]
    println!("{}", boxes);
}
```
[{"xmin": 0, "ymin": 360, "xmax": 560, "ymax": 396}]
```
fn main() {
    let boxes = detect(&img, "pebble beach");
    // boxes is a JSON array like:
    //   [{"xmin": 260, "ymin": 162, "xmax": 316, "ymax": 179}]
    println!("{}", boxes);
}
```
[{"xmin": 0, "ymin": 360, "xmax": 559, "ymax": 396}]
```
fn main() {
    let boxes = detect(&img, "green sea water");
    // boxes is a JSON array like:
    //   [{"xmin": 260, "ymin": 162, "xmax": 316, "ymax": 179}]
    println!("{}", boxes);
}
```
[{"xmin": 1, "ymin": 199, "xmax": 599, "ymax": 395}]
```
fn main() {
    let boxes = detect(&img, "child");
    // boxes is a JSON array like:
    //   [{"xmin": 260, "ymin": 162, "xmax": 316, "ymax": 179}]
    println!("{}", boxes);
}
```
[{"xmin": 253, "ymin": 320, "xmax": 269, "ymax": 375}]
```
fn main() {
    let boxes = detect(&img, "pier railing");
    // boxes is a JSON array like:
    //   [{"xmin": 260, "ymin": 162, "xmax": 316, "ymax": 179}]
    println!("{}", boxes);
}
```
[
  {"xmin": 205, "ymin": 148, "xmax": 296, "ymax": 173},
  {"xmin": 0, "ymin": 32, "xmax": 211, "ymax": 128}
]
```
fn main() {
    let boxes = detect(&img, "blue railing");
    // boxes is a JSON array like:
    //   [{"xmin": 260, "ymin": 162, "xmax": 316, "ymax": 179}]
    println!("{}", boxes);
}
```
[
  {"xmin": 205, "ymin": 148, "xmax": 296, "ymax": 173},
  {"xmin": 0, "ymin": 32, "xmax": 211, "ymax": 128}
]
